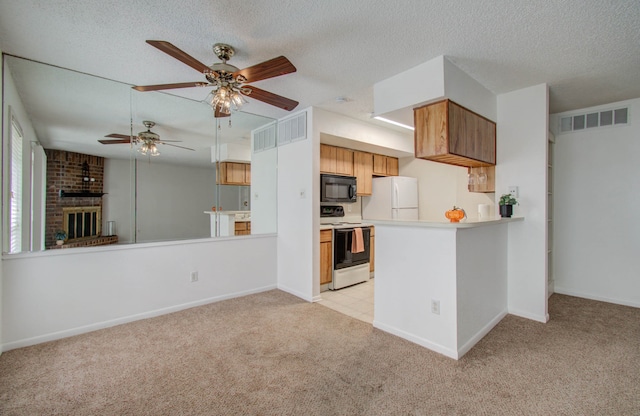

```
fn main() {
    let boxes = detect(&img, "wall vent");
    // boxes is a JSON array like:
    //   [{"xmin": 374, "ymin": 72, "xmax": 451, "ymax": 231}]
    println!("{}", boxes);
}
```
[
  {"xmin": 559, "ymin": 107, "xmax": 629, "ymax": 134},
  {"xmin": 277, "ymin": 112, "xmax": 307, "ymax": 146},
  {"xmin": 252, "ymin": 122, "xmax": 277, "ymax": 153}
]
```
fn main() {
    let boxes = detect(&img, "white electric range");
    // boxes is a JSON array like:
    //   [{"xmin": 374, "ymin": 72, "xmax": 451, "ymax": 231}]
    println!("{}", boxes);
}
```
[{"xmin": 320, "ymin": 205, "xmax": 372, "ymax": 289}]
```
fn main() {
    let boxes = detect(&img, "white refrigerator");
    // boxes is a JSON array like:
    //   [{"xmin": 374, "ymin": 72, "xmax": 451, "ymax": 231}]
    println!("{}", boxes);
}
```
[{"xmin": 362, "ymin": 176, "xmax": 419, "ymax": 220}]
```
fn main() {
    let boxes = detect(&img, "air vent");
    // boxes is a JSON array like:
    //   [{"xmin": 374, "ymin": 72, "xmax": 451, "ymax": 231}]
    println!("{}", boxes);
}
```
[
  {"xmin": 278, "ymin": 112, "xmax": 307, "ymax": 146},
  {"xmin": 252, "ymin": 122, "xmax": 277, "ymax": 153},
  {"xmin": 559, "ymin": 107, "xmax": 629, "ymax": 134}
]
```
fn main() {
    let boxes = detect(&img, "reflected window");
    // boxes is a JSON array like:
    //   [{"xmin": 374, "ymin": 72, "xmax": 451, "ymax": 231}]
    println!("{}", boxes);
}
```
[{"xmin": 9, "ymin": 114, "xmax": 23, "ymax": 253}]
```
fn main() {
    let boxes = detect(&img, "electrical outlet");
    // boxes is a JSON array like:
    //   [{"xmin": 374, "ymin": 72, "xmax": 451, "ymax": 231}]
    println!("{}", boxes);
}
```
[
  {"xmin": 508, "ymin": 186, "xmax": 519, "ymax": 198},
  {"xmin": 190, "ymin": 271, "xmax": 198, "ymax": 282},
  {"xmin": 299, "ymin": 189, "xmax": 306, "ymax": 199},
  {"xmin": 431, "ymin": 299, "xmax": 440, "ymax": 315}
]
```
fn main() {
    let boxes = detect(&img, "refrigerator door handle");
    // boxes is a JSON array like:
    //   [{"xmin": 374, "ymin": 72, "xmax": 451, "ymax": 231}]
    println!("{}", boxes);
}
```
[{"xmin": 393, "ymin": 183, "xmax": 399, "ymax": 208}]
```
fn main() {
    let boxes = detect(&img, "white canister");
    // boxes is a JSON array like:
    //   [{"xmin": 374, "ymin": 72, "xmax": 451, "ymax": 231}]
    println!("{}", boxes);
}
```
[{"xmin": 478, "ymin": 204, "xmax": 491, "ymax": 219}]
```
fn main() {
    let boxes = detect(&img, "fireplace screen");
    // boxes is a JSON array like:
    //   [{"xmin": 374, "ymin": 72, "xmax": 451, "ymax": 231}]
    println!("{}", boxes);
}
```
[{"xmin": 63, "ymin": 206, "xmax": 101, "ymax": 241}]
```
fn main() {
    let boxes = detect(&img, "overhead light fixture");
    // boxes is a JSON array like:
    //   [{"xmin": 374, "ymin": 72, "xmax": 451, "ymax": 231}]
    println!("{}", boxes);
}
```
[
  {"xmin": 372, "ymin": 116, "xmax": 415, "ymax": 131},
  {"xmin": 205, "ymin": 83, "xmax": 250, "ymax": 115},
  {"xmin": 138, "ymin": 139, "xmax": 160, "ymax": 156}
]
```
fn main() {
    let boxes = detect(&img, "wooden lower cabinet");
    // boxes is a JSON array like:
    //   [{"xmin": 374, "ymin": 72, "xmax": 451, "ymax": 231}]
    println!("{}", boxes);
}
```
[
  {"xmin": 370, "ymin": 226, "xmax": 375, "ymax": 273},
  {"xmin": 320, "ymin": 229, "xmax": 333, "ymax": 285},
  {"xmin": 234, "ymin": 221, "xmax": 251, "ymax": 236}
]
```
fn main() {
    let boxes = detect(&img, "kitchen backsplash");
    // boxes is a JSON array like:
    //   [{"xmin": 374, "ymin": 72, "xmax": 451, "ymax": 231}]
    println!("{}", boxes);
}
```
[{"xmin": 324, "ymin": 198, "xmax": 363, "ymax": 221}]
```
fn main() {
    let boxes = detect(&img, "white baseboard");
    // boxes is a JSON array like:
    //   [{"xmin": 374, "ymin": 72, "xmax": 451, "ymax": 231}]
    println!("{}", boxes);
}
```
[
  {"xmin": 277, "ymin": 284, "xmax": 314, "ymax": 302},
  {"xmin": 457, "ymin": 310, "xmax": 508, "ymax": 358},
  {"xmin": 372, "ymin": 321, "xmax": 459, "ymax": 360},
  {"xmin": 1, "ymin": 284, "xmax": 277, "ymax": 352},
  {"xmin": 508, "ymin": 307, "xmax": 549, "ymax": 323},
  {"xmin": 554, "ymin": 286, "xmax": 640, "ymax": 308}
]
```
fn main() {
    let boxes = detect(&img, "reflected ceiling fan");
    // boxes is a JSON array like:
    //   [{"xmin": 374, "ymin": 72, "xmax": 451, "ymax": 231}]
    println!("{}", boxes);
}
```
[
  {"xmin": 99, "ymin": 121, "xmax": 195, "ymax": 156},
  {"xmin": 133, "ymin": 40, "xmax": 299, "ymax": 117}
]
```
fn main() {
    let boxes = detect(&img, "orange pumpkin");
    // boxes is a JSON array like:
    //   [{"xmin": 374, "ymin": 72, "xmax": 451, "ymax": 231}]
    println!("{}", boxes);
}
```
[{"xmin": 445, "ymin": 206, "xmax": 466, "ymax": 223}]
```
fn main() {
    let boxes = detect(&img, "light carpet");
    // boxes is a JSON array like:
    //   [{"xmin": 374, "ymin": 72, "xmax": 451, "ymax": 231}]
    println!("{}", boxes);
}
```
[{"xmin": 1, "ymin": 291, "xmax": 638, "ymax": 415}]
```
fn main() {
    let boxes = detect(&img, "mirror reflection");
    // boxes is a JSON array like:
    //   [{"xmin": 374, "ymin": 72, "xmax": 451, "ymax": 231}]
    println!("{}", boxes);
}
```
[{"xmin": 2, "ymin": 54, "xmax": 277, "ymax": 254}]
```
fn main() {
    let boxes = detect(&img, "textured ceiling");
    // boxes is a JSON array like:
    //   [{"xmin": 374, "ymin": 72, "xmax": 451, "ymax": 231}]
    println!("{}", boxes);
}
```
[{"xmin": 1, "ymin": 0, "xmax": 639, "ymax": 139}]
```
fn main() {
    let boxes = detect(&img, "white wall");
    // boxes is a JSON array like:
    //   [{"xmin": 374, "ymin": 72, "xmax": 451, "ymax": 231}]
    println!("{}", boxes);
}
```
[
  {"xmin": 456, "ymin": 224, "xmax": 508, "ymax": 354},
  {"xmin": 550, "ymin": 98, "xmax": 640, "ymax": 307},
  {"xmin": 277, "ymin": 109, "xmax": 315, "ymax": 301},
  {"xmin": 250, "ymin": 146, "xmax": 278, "ymax": 234},
  {"xmin": 103, "ymin": 158, "xmax": 134, "ymax": 243},
  {"xmin": 496, "ymin": 84, "xmax": 549, "ymax": 322},
  {"xmin": 373, "ymin": 224, "xmax": 459, "ymax": 358},
  {"xmin": 135, "ymin": 161, "xmax": 215, "ymax": 242},
  {"xmin": 1, "ymin": 235, "xmax": 277, "ymax": 351}
]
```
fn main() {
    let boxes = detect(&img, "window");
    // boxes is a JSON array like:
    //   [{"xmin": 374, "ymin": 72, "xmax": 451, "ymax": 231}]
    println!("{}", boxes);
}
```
[{"xmin": 9, "ymin": 115, "xmax": 24, "ymax": 253}]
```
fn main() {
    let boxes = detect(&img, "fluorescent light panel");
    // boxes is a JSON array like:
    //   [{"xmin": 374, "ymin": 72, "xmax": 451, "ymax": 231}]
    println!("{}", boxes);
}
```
[{"xmin": 373, "ymin": 116, "xmax": 414, "ymax": 131}]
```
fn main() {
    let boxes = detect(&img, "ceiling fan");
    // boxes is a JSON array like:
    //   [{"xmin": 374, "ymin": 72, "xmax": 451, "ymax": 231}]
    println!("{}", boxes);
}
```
[
  {"xmin": 133, "ymin": 40, "xmax": 298, "ymax": 117},
  {"xmin": 99, "ymin": 120, "xmax": 195, "ymax": 156}
]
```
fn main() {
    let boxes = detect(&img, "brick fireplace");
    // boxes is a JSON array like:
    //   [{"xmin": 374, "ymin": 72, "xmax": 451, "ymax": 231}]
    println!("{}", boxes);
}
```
[{"xmin": 45, "ymin": 150, "xmax": 117, "ymax": 249}]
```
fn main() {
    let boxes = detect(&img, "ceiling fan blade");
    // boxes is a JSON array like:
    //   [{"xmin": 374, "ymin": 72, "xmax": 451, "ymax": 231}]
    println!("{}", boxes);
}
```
[
  {"xmin": 146, "ymin": 40, "xmax": 211, "ymax": 74},
  {"xmin": 159, "ymin": 142, "xmax": 195, "ymax": 151},
  {"xmin": 105, "ymin": 133, "xmax": 133, "ymax": 140},
  {"xmin": 99, "ymin": 139, "xmax": 131, "ymax": 145},
  {"xmin": 233, "ymin": 56, "xmax": 296, "ymax": 83},
  {"xmin": 133, "ymin": 81, "xmax": 209, "ymax": 92},
  {"xmin": 242, "ymin": 85, "xmax": 299, "ymax": 111}
]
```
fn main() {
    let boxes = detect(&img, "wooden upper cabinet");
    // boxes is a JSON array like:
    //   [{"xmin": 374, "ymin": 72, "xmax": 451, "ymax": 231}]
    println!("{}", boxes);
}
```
[
  {"xmin": 414, "ymin": 99, "xmax": 496, "ymax": 167},
  {"xmin": 320, "ymin": 144, "xmax": 337, "ymax": 174},
  {"xmin": 386, "ymin": 157, "xmax": 399, "ymax": 176},
  {"xmin": 373, "ymin": 154, "xmax": 387, "ymax": 176},
  {"xmin": 353, "ymin": 151, "xmax": 373, "ymax": 196},
  {"xmin": 217, "ymin": 162, "xmax": 251, "ymax": 186},
  {"xmin": 320, "ymin": 144, "xmax": 354, "ymax": 176},
  {"xmin": 373, "ymin": 154, "xmax": 399, "ymax": 176},
  {"xmin": 335, "ymin": 147, "xmax": 354, "ymax": 176}
]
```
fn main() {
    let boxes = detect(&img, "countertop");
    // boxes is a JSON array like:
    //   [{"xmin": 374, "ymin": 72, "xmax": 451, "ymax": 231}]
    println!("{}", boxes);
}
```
[
  {"xmin": 367, "ymin": 217, "xmax": 523, "ymax": 229},
  {"xmin": 320, "ymin": 222, "xmax": 375, "ymax": 230}
]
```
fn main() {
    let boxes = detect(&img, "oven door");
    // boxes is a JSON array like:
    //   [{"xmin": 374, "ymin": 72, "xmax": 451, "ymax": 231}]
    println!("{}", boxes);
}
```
[
  {"xmin": 321, "ymin": 174, "xmax": 357, "ymax": 203},
  {"xmin": 333, "ymin": 227, "xmax": 371, "ymax": 270}
]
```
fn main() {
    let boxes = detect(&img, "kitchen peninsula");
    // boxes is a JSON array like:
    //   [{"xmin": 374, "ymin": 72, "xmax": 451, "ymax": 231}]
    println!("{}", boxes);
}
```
[{"xmin": 370, "ymin": 217, "xmax": 523, "ymax": 359}]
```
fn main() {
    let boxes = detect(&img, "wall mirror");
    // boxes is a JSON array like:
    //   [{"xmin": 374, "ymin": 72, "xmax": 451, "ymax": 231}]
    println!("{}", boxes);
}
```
[{"xmin": 2, "ymin": 54, "xmax": 277, "ymax": 254}]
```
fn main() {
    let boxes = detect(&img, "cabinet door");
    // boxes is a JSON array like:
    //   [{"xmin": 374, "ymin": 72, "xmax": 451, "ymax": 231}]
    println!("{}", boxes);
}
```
[
  {"xmin": 386, "ymin": 157, "xmax": 399, "ymax": 176},
  {"xmin": 335, "ymin": 147, "xmax": 354, "ymax": 176},
  {"xmin": 320, "ymin": 144, "xmax": 337, "ymax": 173},
  {"xmin": 373, "ymin": 154, "xmax": 387, "ymax": 176},
  {"xmin": 468, "ymin": 165, "xmax": 495, "ymax": 193},
  {"xmin": 449, "ymin": 101, "xmax": 496, "ymax": 165},
  {"xmin": 226, "ymin": 163, "xmax": 246, "ymax": 184},
  {"xmin": 414, "ymin": 100, "xmax": 448, "ymax": 159},
  {"xmin": 244, "ymin": 164, "xmax": 251, "ymax": 185},
  {"xmin": 353, "ymin": 151, "xmax": 373, "ymax": 195},
  {"xmin": 320, "ymin": 230, "xmax": 333, "ymax": 285}
]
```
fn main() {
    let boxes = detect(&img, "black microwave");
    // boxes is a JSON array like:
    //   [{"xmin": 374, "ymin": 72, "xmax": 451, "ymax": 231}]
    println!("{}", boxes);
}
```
[{"xmin": 320, "ymin": 174, "xmax": 357, "ymax": 203}]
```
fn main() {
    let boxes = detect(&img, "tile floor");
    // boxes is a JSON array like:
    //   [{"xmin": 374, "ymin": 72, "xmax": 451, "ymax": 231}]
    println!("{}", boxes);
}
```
[{"xmin": 319, "ymin": 278, "xmax": 374, "ymax": 324}]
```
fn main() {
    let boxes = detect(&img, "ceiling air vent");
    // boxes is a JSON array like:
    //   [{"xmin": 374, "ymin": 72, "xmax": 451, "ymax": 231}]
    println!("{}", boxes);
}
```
[{"xmin": 559, "ymin": 107, "xmax": 629, "ymax": 134}]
